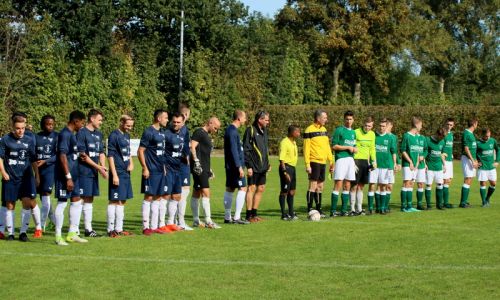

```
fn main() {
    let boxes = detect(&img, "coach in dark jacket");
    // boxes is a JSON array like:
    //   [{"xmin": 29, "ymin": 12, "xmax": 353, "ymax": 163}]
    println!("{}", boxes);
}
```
[{"xmin": 243, "ymin": 111, "xmax": 270, "ymax": 222}]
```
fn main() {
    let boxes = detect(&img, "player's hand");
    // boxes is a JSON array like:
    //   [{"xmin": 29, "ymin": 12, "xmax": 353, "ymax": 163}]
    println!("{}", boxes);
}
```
[
  {"xmin": 351, "ymin": 146, "xmax": 358, "ymax": 154},
  {"xmin": 494, "ymin": 162, "xmax": 498, "ymax": 168},
  {"xmin": 267, "ymin": 165, "xmax": 272, "ymax": 172},
  {"xmin": 143, "ymin": 168, "xmax": 150, "ymax": 179},
  {"xmin": 127, "ymin": 164, "xmax": 133, "ymax": 172},
  {"xmin": 113, "ymin": 176, "xmax": 119, "ymax": 186},
  {"xmin": 372, "ymin": 162, "xmax": 377, "ymax": 170},
  {"xmin": 79, "ymin": 153, "xmax": 88, "ymax": 161},
  {"xmin": 2, "ymin": 172, "xmax": 10, "ymax": 181},
  {"xmin": 209, "ymin": 169, "xmax": 215, "ymax": 179},
  {"xmin": 409, "ymin": 162, "xmax": 415, "ymax": 171},
  {"xmin": 99, "ymin": 166, "xmax": 108, "ymax": 179},
  {"xmin": 329, "ymin": 164, "xmax": 334, "ymax": 173},
  {"xmin": 354, "ymin": 164, "xmax": 359, "ymax": 174},
  {"xmin": 67, "ymin": 178, "xmax": 74, "ymax": 192},
  {"xmin": 193, "ymin": 160, "xmax": 203, "ymax": 176},
  {"xmin": 239, "ymin": 167, "xmax": 244, "ymax": 178},
  {"xmin": 35, "ymin": 176, "xmax": 40, "ymax": 187},
  {"xmin": 472, "ymin": 160, "xmax": 479, "ymax": 169},
  {"xmin": 247, "ymin": 168, "xmax": 253, "ymax": 177},
  {"xmin": 306, "ymin": 167, "xmax": 312, "ymax": 174},
  {"xmin": 285, "ymin": 173, "xmax": 291, "ymax": 183},
  {"xmin": 36, "ymin": 160, "xmax": 46, "ymax": 167},
  {"xmin": 443, "ymin": 166, "xmax": 447, "ymax": 174}
]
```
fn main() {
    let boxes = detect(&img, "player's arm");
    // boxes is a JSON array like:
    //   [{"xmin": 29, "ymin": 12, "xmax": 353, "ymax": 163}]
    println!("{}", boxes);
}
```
[
  {"xmin": 327, "ymin": 138, "xmax": 334, "ymax": 172},
  {"xmin": 137, "ymin": 146, "xmax": 149, "ymax": 178},
  {"xmin": 107, "ymin": 135, "xmax": 119, "ymax": 185},
  {"xmin": 242, "ymin": 127, "xmax": 253, "ymax": 174},
  {"xmin": 303, "ymin": 131, "xmax": 311, "ymax": 170},
  {"xmin": 29, "ymin": 141, "xmax": 40, "ymax": 186},
  {"xmin": 494, "ymin": 139, "xmax": 499, "ymax": 167},
  {"xmin": 331, "ymin": 130, "xmax": 354, "ymax": 152},
  {"xmin": 370, "ymin": 133, "xmax": 377, "ymax": 168},
  {"xmin": 190, "ymin": 140, "xmax": 200, "ymax": 161},
  {"xmin": 0, "ymin": 140, "xmax": 8, "ymax": 180}
]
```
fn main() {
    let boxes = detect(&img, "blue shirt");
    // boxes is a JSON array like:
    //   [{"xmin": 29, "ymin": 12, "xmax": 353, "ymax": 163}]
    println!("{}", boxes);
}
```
[
  {"xmin": 76, "ymin": 127, "xmax": 105, "ymax": 178},
  {"xmin": 179, "ymin": 125, "xmax": 191, "ymax": 164},
  {"xmin": 164, "ymin": 127, "xmax": 184, "ymax": 171},
  {"xmin": 139, "ymin": 126, "xmax": 166, "ymax": 175},
  {"xmin": 56, "ymin": 127, "xmax": 79, "ymax": 178},
  {"xmin": 0, "ymin": 132, "xmax": 36, "ymax": 181},
  {"xmin": 224, "ymin": 124, "xmax": 244, "ymax": 169},
  {"xmin": 36, "ymin": 131, "xmax": 58, "ymax": 169},
  {"xmin": 107, "ymin": 129, "xmax": 131, "ymax": 175}
]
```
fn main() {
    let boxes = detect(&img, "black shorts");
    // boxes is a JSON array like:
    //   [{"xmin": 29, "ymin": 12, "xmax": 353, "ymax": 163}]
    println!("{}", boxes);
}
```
[
  {"xmin": 279, "ymin": 165, "xmax": 296, "ymax": 193},
  {"xmin": 309, "ymin": 162, "xmax": 326, "ymax": 182},
  {"xmin": 225, "ymin": 167, "xmax": 247, "ymax": 189},
  {"xmin": 247, "ymin": 171, "xmax": 267, "ymax": 186},
  {"xmin": 354, "ymin": 159, "xmax": 370, "ymax": 185},
  {"xmin": 193, "ymin": 171, "xmax": 210, "ymax": 190}
]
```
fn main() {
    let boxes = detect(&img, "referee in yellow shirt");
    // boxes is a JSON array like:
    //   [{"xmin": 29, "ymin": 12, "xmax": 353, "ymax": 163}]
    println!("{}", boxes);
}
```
[{"xmin": 278, "ymin": 125, "xmax": 300, "ymax": 220}]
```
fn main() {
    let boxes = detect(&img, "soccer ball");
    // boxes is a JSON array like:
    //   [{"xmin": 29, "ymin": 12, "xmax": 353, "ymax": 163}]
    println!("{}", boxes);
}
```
[{"xmin": 308, "ymin": 210, "xmax": 321, "ymax": 221}]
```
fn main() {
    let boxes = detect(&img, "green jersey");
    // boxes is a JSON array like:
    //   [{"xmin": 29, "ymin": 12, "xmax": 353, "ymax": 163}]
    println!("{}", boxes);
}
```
[
  {"xmin": 401, "ymin": 132, "xmax": 425, "ymax": 168},
  {"xmin": 425, "ymin": 136, "xmax": 445, "ymax": 171},
  {"xmin": 443, "ymin": 131, "xmax": 454, "ymax": 162},
  {"xmin": 331, "ymin": 126, "xmax": 356, "ymax": 161},
  {"xmin": 461, "ymin": 129, "xmax": 477, "ymax": 158},
  {"xmin": 476, "ymin": 138, "xmax": 499, "ymax": 170},
  {"xmin": 375, "ymin": 132, "xmax": 396, "ymax": 169},
  {"xmin": 389, "ymin": 133, "xmax": 401, "ymax": 165},
  {"xmin": 417, "ymin": 134, "xmax": 427, "ymax": 169}
]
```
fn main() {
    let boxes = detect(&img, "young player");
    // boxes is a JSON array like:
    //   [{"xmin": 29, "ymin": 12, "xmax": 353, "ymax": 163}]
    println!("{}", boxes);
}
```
[
  {"xmin": 424, "ymin": 128, "xmax": 446, "ymax": 209},
  {"xmin": 223, "ymin": 110, "xmax": 250, "ymax": 225},
  {"xmin": 54, "ymin": 111, "xmax": 88, "ymax": 245},
  {"xmin": 35, "ymin": 115, "xmax": 58, "ymax": 230},
  {"xmin": 107, "ymin": 115, "xmax": 135, "ymax": 237},
  {"xmin": 0, "ymin": 115, "xmax": 40, "ymax": 241},
  {"xmin": 415, "ymin": 131, "xmax": 428, "ymax": 210},
  {"xmin": 177, "ymin": 104, "xmax": 192, "ymax": 230},
  {"xmin": 476, "ymin": 128, "xmax": 498, "ymax": 207},
  {"xmin": 400, "ymin": 116, "xmax": 425, "ymax": 212},
  {"xmin": 243, "ymin": 111, "xmax": 271, "ymax": 222},
  {"xmin": 278, "ymin": 125, "xmax": 300, "ymax": 220},
  {"xmin": 77, "ymin": 109, "xmax": 108, "ymax": 237},
  {"xmin": 190, "ymin": 117, "xmax": 221, "ymax": 228},
  {"xmin": 442, "ymin": 118, "xmax": 455, "ymax": 208},
  {"xmin": 303, "ymin": 110, "xmax": 334, "ymax": 217},
  {"xmin": 459, "ymin": 117, "xmax": 479, "ymax": 208},
  {"xmin": 385, "ymin": 118, "xmax": 401, "ymax": 212},
  {"xmin": 330, "ymin": 111, "xmax": 357, "ymax": 217},
  {"xmin": 369, "ymin": 118, "xmax": 397, "ymax": 214},
  {"xmin": 138, "ymin": 109, "xmax": 169, "ymax": 235}
]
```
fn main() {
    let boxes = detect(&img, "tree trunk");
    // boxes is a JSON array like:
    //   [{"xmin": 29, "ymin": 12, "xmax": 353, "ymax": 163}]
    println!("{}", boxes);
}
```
[
  {"xmin": 353, "ymin": 79, "xmax": 361, "ymax": 104},
  {"xmin": 329, "ymin": 60, "xmax": 343, "ymax": 104},
  {"xmin": 438, "ymin": 76, "xmax": 445, "ymax": 100}
]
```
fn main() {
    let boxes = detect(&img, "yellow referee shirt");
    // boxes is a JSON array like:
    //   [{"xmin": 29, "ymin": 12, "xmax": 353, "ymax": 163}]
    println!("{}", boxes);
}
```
[
  {"xmin": 279, "ymin": 137, "xmax": 298, "ymax": 167},
  {"xmin": 303, "ymin": 123, "xmax": 334, "ymax": 167},
  {"xmin": 353, "ymin": 128, "xmax": 376, "ymax": 162}
]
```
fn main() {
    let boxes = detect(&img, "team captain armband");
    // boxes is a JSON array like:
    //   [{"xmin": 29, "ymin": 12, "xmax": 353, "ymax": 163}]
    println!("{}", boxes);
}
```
[{"xmin": 303, "ymin": 132, "xmax": 328, "ymax": 139}]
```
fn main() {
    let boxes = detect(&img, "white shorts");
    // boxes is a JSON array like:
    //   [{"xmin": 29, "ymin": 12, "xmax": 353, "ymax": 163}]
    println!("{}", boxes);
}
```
[
  {"xmin": 369, "ymin": 168, "xmax": 391, "ymax": 184},
  {"xmin": 477, "ymin": 169, "xmax": 497, "ymax": 182},
  {"xmin": 426, "ymin": 170, "xmax": 444, "ymax": 185},
  {"xmin": 403, "ymin": 167, "xmax": 426, "ymax": 182},
  {"xmin": 443, "ymin": 161, "xmax": 453, "ymax": 180},
  {"xmin": 387, "ymin": 169, "xmax": 395, "ymax": 184},
  {"xmin": 334, "ymin": 157, "xmax": 356, "ymax": 181},
  {"xmin": 461, "ymin": 155, "xmax": 477, "ymax": 178}
]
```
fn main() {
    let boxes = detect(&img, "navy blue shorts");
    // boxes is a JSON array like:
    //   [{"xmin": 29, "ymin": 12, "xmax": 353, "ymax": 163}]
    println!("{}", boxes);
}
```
[
  {"xmin": 180, "ymin": 164, "xmax": 191, "ymax": 186},
  {"xmin": 141, "ymin": 173, "xmax": 167, "ymax": 196},
  {"xmin": 166, "ymin": 170, "xmax": 182, "ymax": 195},
  {"xmin": 225, "ymin": 167, "xmax": 247, "ymax": 189},
  {"xmin": 109, "ymin": 173, "xmax": 133, "ymax": 201},
  {"xmin": 79, "ymin": 176, "xmax": 100, "ymax": 197},
  {"xmin": 2, "ymin": 176, "xmax": 37, "ymax": 203},
  {"xmin": 55, "ymin": 176, "xmax": 80, "ymax": 200},
  {"xmin": 38, "ymin": 165, "xmax": 55, "ymax": 194}
]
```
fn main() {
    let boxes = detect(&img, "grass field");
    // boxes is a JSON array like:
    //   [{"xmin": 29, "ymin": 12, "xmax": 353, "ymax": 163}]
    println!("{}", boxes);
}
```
[{"xmin": 1, "ymin": 157, "xmax": 499, "ymax": 299}]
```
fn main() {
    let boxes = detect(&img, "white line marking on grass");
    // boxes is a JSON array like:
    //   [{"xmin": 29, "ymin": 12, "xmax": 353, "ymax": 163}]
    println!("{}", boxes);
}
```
[{"xmin": 2, "ymin": 251, "xmax": 498, "ymax": 271}]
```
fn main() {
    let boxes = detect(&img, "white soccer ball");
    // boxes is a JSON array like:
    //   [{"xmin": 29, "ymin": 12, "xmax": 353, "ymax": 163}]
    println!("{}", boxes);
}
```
[{"xmin": 308, "ymin": 209, "xmax": 321, "ymax": 221}]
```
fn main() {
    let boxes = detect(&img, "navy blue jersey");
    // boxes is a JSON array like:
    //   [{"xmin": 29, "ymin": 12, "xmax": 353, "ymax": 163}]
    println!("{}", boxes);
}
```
[
  {"xmin": 0, "ymin": 132, "xmax": 36, "ymax": 181},
  {"xmin": 36, "ymin": 131, "xmax": 58, "ymax": 167},
  {"xmin": 164, "ymin": 127, "xmax": 184, "ymax": 171},
  {"xmin": 76, "ymin": 127, "xmax": 105, "ymax": 178},
  {"xmin": 224, "ymin": 124, "xmax": 244, "ymax": 169},
  {"xmin": 179, "ymin": 125, "xmax": 191, "ymax": 161},
  {"xmin": 139, "ymin": 126, "xmax": 166, "ymax": 175},
  {"xmin": 107, "ymin": 129, "xmax": 131, "ymax": 175},
  {"xmin": 56, "ymin": 127, "xmax": 79, "ymax": 178}
]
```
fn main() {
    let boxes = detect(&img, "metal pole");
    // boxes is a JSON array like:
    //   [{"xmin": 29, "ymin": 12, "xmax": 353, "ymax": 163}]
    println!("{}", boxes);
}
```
[{"xmin": 178, "ymin": 9, "xmax": 184, "ymax": 102}]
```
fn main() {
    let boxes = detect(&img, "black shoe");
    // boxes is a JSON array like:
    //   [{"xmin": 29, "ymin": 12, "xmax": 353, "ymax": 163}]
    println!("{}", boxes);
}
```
[
  {"xmin": 84, "ymin": 230, "xmax": 102, "ymax": 237},
  {"xmin": 317, "ymin": 210, "xmax": 326, "ymax": 218},
  {"xmin": 19, "ymin": 232, "xmax": 29, "ymax": 242},
  {"xmin": 233, "ymin": 219, "xmax": 250, "ymax": 225},
  {"xmin": 444, "ymin": 203, "xmax": 454, "ymax": 208},
  {"xmin": 416, "ymin": 206, "xmax": 425, "ymax": 211},
  {"xmin": 359, "ymin": 210, "xmax": 366, "ymax": 216},
  {"xmin": 339, "ymin": 211, "xmax": 349, "ymax": 217},
  {"xmin": 437, "ymin": 206, "xmax": 445, "ymax": 210},
  {"xmin": 281, "ymin": 215, "xmax": 290, "ymax": 221},
  {"xmin": 329, "ymin": 212, "xmax": 338, "ymax": 218},
  {"xmin": 7, "ymin": 235, "xmax": 15, "ymax": 241},
  {"xmin": 224, "ymin": 218, "xmax": 233, "ymax": 224},
  {"xmin": 347, "ymin": 211, "xmax": 357, "ymax": 217}
]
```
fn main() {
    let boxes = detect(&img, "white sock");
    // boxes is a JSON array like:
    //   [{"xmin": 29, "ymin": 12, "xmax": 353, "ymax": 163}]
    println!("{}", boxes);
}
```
[
  {"xmin": 54, "ymin": 201, "xmax": 67, "ymax": 236},
  {"xmin": 178, "ymin": 190, "xmax": 189, "ymax": 226},
  {"xmin": 357, "ymin": 191, "xmax": 364, "ymax": 212},
  {"xmin": 223, "ymin": 191, "xmax": 233, "ymax": 221},
  {"xmin": 191, "ymin": 197, "xmax": 200, "ymax": 222},
  {"xmin": 115, "ymin": 205, "xmax": 124, "ymax": 232},
  {"xmin": 350, "ymin": 191, "xmax": 357, "ymax": 210},
  {"xmin": 201, "ymin": 197, "xmax": 212, "ymax": 224},
  {"xmin": 32, "ymin": 205, "xmax": 42, "ymax": 230},
  {"xmin": 150, "ymin": 200, "xmax": 160, "ymax": 230},
  {"xmin": 159, "ymin": 198, "xmax": 167, "ymax": 227},
  {"xmin": 21, "ymin": 209, "xmax": 31, "ymax": 233},
  {"xmin": 83, "ymin": 203, "xmax": 93, "ymax": 231},
  {"xmin": 234, "ymin": 190, "xmax": 246, "ymax": 220},
  {"xmin": 142, "ymin": 200, "xmax": 151, "ymax": 229},
  {"xmin": 0, "ymin": 206, "xmax": 6, "ymax": 232},
  {"xmin": 69, "ymin": 200, "xmax": 83, "ymax": 233},
  {"xmin": 6, "ymin": 209, "xmax": 14, "ymax": 235},
  {"xmin": 167, "ymin": 200, "xmax": 178, "ymax": 225},
  {"xmin": 41, "ymin": 195, "xmax": 51, "ymax": 227},
  {"xmin": 107, "ymin": 204, "xmax": 116, "ymax": 232}
]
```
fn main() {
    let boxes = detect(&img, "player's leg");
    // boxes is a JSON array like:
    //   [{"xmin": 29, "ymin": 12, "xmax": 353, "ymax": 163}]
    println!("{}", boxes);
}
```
[
  {"xmin": 177, "ymin": 166, "xmax": 191, "ymax": 228},
  {"xmin": 251, "ymin": 176, "xmax": 266, "ymax": 221},
  {"xmin": 224, "ymin": 187, "xmax": 235, "ymax": 223},
  {"xmin": 279, "ymin": 168, "xmax": 291, "ymax": 220},
  {"xmin": 435, "ymin": 171, "xmax": 444, "ymax": 209},
  {"xmin": 81, "ymin": 176, "xmax": 100, "ymax": 237},
  {"xmin": 67, "ymin": 194, "xmax": 88, "ymax": 243},
  {"xmin": 368, "ymin": 173, "xmax": 377, "ymax": 214},
  {"xmin": 28, "ymin": 197, "xmax": 42, "ymax": 238},
  {"xmin": 0, "ymin": 202, "xmax": 6, "ymax": 239},
  {"xmin": 234, "ymin": 185, "xmax": 248, "ymax": 224},
  {"xmin": 443, "ymin": 161, "xmax": 453, "ymax": 208},
  {"xmin": 416, "ymin": 169, "xmax": 426, "ymax": 210},
  {"xmin": 425, "ymin": 171, "xmax": 434, "ymax": 210},
  {"xmin": 460, "ymin": 156, "xmax": 474, "ymax": 208},
  {"xmin": 107, "ymin": 200, "xmax": 119, "ymax": 237},
  {"xmin": 245, "ymin": 179, "xmax": 256, "ymax": 221},
  {"xmin": 485, "ymin": 179, "xmax": 496, "ymax": 205},
  {"xmin": 5, "ymin": 200, "xmax": 16, "ymax": 240},
  {"xmin": 200, "ymin": 188, "xmax": 218, "ymax": 228},
  {"xmin": 308, "ymin": 180, "xmax": 318, "ymax": 212},
  {"xmin": 315, "ymin": 180, "xmax": 325, "ymax": 217}
]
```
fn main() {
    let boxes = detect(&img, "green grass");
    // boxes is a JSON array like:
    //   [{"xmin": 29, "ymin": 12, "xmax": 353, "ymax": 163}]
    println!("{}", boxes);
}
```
[{"xmin": 1, "ymin": 157, "xmax": 499, "ymax": 299}]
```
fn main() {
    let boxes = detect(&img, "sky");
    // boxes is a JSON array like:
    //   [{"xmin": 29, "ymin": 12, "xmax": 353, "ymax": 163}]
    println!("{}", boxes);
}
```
[{"xmin": 240, "ymin": 0, "xmax": 287, "ymax": 17}]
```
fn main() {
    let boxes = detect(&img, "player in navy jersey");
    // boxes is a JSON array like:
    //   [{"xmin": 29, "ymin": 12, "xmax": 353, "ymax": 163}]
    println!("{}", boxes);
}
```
[
  {"xmin": 107, "ymin": 115, "xmax": 135, "ymax": 237},
  {"xmin": 223, "ymin": 110, "xmax": 250, "ymax": 224},
  {"xmin": 54, "ymin": 111, "xmax": 87, "ymax": 245},
  {"xmin": 77, "ymin": 109, "xmax": 108, "ymax": 237},
  {"xmin": 0, "ymin": 115, "xmax": 40, "ymax": 241},
  {"xmin": 175, "ymin": 104, "xmax": 192, "ymax": 230},
  {"xmin": 35, "ymin": 115, "xmax": 58, "ymax": 231},
  {"xmin": 138, "ymin": 109, "xmax": 169, "ymax": 235}
]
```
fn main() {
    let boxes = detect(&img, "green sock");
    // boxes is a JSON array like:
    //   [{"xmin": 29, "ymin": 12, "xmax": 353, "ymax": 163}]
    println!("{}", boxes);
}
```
[
  {"xmin": 443, "ymin": 185, "xmax": 450, "ymax": 205},
  {"xmin": 385, "ymin": 192, "xmax": 391, "ymax": 211},
  {"xmin": 380, "ymin": 194, "xmax": 386, "ymax": 211},
  {"xmin": 368, "ymin": 193, "xmax": 375, "ymax": 211},
  {"xmin": 331, "ymin": 192, "xmax": 339, "ymax": 213},
  {"xmin": 460, "ymin": 185, "xmax": 470, "ymax": 205},
  {"xmin": 407, "ymin": 190, "xmax": 413, "ymax": 208},
  {"xmin": 480, "ymin": 187, "xmax": 487, "ymax": 205},
  {"xmin": 436, "ymin": 187, "xmax": 443, "ymax": 207},
  {"xmin": 341, "ymin": 192, "xmax": 349, "ymax": 213},
  {"xmin": 400, "ymin": 189, "xmax": 406, "ymax": 211},
  {"xmin": 416, "ymin": 189, "xmax": 424, "ymax": 208},
  {"xmin": 374, "ymin": 192, "xmax": 380, "ymax": 211},
  {"xmin": 425, "ymin": 188, "xmax": 432, "ymax": 207},
  {"xmin": 486, "ymin": 186, "xmax": 496, "ymax": 201}
]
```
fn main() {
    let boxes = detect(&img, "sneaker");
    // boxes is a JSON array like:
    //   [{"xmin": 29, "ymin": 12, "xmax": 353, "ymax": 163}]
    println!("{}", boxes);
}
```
[
  {"xmin": 281, "ymin": 215, "xmax": 290, "ymax": 221},
  {"xmin": 66, "ymin": 232, "xmax": 88, "ymax": 243},
  {"xmin": 55, "ymin": 236, "xmax": 69, "ymax": 246},
  {"xmin": 84, "ymin": 230, "xmax": 102, "ymax": 238},
  {"xmin": 339, "ymin": 211, "xmax": 349, "ymax": 217},
  {"xmin": 107, "ymin": 230, "xmax": 120, "ymax": 238},
  {"xmin": 359, "ymin": 210, "xmax": 366, "ymax": 216},
  {"xmin": 444, "ymin": 203, "xmax": 454, "ymax": 209},
  {"xmin": 290, "ymin": 214, "xmax": 299, "ymax": 221},
  {"xmin": 180, "ymin": 224, "xmax": 194, "ymax": 231},
  {"xmin": 142, "ymin": 228, "xmax": 154, "ymax": 236},
  {"xmin": 224, "ymin": 219, "xmax": 233, "ymax": 224},
  {"xmin": 437, "ymin": 206, "xmax": 445, "ymax": 210},
  {"xmin": 158, "ymin": 226, "xmax": 174, "ymax": 233},
  {"xmin": 152, "ymin": 228, "xmax": 166, "ymax": 234},
  {"xmin": 0, "ymin": 232, "xmax": 5, "ymax": 240},
  {"xmin": 166, "ymin": 224, "xmax": 183, "ymax": 232},
  {"xmin": 7, "ymin": 234, "xmax": 15, "ymax": 241},
  {"xmin": 329, "ymin": 212, "xmax": 337, "ymax": 217},
  {"xmin": 318, "ymin": 210, "xmax": 326, "ymax": 218},
  {"xmin": 409, "ymin": 207, "xmax": 420, "ymax": 212},
  {"xmin": 19, "ymin": 232, "xmax": 29, "ymax": 242},
  {"xmin": 347, "ymin": 211, "xmax": 357, "ymax": 217},
  {"xmin": 206, "ymin": 222, "xmax": 221, "ymax": 229},
  {"xmin": 403, "ymin": 208, "xmax": 411, "ymax": 212},
  {"xmin": 233, "ymin": 219, "xmax": 250, "ymax": 225},
  {"xmin": 416, "ymin": 206, "xmax": 425, "ymax": 211},
  {"xmin": 117, "ymin": 231, "xmax": 133, "ymax": 236},
  {"xmin": 33, "ymin": 229, "xmax": 43, "ymax": 238},
  {"xmin": 248, "ymin": 216, "xmax": 259, "ymax": 223},
  {"xmin": 193, "ymin": 220, "xmax": 206, "ymax": 228}
]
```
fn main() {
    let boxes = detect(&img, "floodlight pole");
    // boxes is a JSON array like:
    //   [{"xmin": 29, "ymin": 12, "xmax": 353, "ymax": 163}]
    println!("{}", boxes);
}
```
[{"xmin": 178, "ymin": 9, "xmax": 184, "ymax": 103}]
